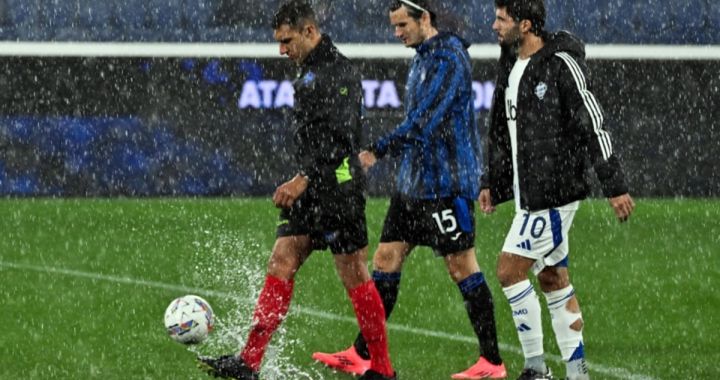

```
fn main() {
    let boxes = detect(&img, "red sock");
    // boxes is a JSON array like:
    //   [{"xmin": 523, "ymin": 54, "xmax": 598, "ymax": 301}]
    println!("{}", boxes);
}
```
[
  {"xmin": 240, "ymin": 275, "xmax": 294, "ymax": 372},
  {"xmin": 349, "ymin": 280, "xmax": 394, "ymax": 377}
]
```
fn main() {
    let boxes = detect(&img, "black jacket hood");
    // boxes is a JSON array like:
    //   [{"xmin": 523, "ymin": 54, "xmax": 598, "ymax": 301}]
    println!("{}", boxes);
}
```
[{"xmin": 536, "ymin": 30, "xmax": 586, "ymax": 60}]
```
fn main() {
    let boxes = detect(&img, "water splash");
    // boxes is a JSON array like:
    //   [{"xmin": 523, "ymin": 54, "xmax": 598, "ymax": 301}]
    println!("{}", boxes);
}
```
[{"xmin": 186, "ymin": 230, "xmax": 324, "ymax": 379}]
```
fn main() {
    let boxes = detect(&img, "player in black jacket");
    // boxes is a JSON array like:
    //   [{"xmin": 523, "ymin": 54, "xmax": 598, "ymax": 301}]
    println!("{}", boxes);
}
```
[
  {"xmin": 198, "ymin": 2, "xmax": 396, "ymax": 380},
  {"xmin": 480, "ymin": 1, "xmax": 635, "ymax": 380}
]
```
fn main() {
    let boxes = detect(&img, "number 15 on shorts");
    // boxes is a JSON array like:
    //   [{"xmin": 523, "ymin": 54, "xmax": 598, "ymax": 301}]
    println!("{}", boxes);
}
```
[{"xmin": 432, "ymin": 209, "xmax": 458, "ymax": 235}]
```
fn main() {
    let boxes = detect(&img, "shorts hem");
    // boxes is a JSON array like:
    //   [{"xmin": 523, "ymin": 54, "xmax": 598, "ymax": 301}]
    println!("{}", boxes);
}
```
[{"xmin": 501, "ymin": 246, "xmax": 540, "ymax": 260}]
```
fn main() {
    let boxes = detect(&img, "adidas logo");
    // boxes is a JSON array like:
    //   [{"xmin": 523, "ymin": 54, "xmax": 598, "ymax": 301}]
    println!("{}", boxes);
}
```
[
  {"xmin": 517, "ymin": 323, "xmax": 532, "ymax": 332},
  {"xmin": 516, "ymin": 239, "xmax": 532, "ymax": 250}
]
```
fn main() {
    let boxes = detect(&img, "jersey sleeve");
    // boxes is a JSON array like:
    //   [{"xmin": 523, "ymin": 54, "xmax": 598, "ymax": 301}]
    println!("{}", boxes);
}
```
[{"xmin": 372, "ymin": 52, "xmax": 465, "ymax": 158}]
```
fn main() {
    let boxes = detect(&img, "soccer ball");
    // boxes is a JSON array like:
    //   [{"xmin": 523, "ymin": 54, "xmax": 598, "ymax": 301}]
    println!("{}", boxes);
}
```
[{"xmin": 163, "ymin": 295, "xmax": 214, "ymax": 344}]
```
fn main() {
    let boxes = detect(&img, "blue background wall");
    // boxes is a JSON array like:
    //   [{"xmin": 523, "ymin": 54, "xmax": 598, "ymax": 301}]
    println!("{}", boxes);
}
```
[{"xmin": 0, "ymin": 0, "xmax": 716, "ymax": 44}]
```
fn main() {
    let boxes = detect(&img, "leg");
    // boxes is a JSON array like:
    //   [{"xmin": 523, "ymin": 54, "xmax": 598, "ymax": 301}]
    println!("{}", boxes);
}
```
[
  {"xmin": 446, "ymin": 248, "xmax": 507, "ymax": 379},
  {"xmin": 445, "ymin": 248, "xmax": 503, "ymax": 367},
  {"xmin": 267, "ymin": 235, "xmax": 314, "ymax": 280},
  {"xmin": 444, "ymin": 247, "xmax": 480, "ymax": 282},
  {"xmin": 240, "ymin": 236, "xmax": 313, "ymax": 371},
  {"xmin": 496, "ymin": 251, "xmax": 534, "ymax": 287},
  {"xmin": 538, "ymin": 266, "xmax": 588, "ymax": 380},
  {"xmin": 350, "ymin": 242, "xmax": 413, "ymax": 358},
  {"xmin": 314, "ymin": 195, "xmax": 413, "ymax": 377},
  {"xmin": 312, "ymin": 242, "xmax": 412, "ymax": 375},
  {"xmin": 335, "ymin": 246, "xmax": 395, "ymax": 378},
  {"xmin": 334, "ymin": 244, "xmax": 372, "ymax": 289},
  {"xmin": 372, "ymin": 242, "xmax": 414, "ymax": 319},
  {"xmin": 366, "ymin": 195, "xmax": 417, "ymax": 322},
  {"xmin": 497, "ymin": 251, "xmax": 548, "ymax": 375},
  {"xmin": 335, "ymin": 242, "xmax": 412, "ymax": 288},
  {"xmin": 373, "ymin": 241, "xmax": 414, "ymax": 273}
]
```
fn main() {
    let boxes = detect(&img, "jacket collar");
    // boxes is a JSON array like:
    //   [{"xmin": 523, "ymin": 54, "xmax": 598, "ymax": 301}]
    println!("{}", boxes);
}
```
[
  {"xmin": 302, "ymin": 34, "xmax": 336, "ymax": 68},
  {"xmin": 416, "ymin": 31, "xmax": 470, "ymax": 56}
]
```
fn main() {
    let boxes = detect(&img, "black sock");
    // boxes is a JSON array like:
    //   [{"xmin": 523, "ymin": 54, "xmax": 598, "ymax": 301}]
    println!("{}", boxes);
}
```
[
  {"xmin": 458, "ymin": 272, "xmax": 503, "ymax": 365},
  {"xmin": 353, "ymin": 271, "xmax": 401, "ymax": 360}
]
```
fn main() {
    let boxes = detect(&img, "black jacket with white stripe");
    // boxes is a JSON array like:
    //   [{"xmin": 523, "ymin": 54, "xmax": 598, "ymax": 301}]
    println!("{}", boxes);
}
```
[{"xmin": 482, "ymin": 31, "xmax": 628, "ymax": 211}]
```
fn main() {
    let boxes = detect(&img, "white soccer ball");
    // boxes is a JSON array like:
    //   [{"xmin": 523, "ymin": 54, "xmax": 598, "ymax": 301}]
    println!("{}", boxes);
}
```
[{"xmin": 163, "ymin": 295, "xmax": 214, "ymax": 344}]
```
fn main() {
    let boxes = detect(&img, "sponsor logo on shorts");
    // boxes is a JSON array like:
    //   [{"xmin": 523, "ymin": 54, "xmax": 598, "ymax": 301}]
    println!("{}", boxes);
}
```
[
  {"xmin": 516, "ymin": 239, "xmax": 532, "ymax": 250},
  {"xmin": 324, "ymin": 231, "xmax": 339, "ymax": 243}
]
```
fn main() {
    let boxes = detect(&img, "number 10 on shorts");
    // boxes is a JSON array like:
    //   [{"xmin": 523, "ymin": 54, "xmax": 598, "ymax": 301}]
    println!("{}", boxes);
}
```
[{"xmin": 519, "ymin": 213, "xmax": 547, "ymax": 238}]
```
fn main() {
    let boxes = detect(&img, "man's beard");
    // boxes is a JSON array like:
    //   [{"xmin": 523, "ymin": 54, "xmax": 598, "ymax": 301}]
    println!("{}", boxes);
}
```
[{"xmin": 500, "ymin": 28, "xmax": 522, "ymax": 50}]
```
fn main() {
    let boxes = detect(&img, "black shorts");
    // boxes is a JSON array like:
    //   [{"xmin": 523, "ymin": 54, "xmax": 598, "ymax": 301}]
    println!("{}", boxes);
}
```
[
  {"xmin": 380, "ymin": 194, "xmax": 476, "ymax": 256},
  {"xmin": 276, "ymin": 185, "xmax": 368, "ymax": 255}
]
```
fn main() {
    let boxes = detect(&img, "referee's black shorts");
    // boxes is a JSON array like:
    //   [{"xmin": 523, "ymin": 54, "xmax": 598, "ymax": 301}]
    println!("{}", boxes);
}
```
[
  {"xmin": 276, "ymin": 184, "xmax": 368, "ymax": 255},
  {"xmin": 380, "ymin": 194, "xmax": 476, "ymax": 256}
]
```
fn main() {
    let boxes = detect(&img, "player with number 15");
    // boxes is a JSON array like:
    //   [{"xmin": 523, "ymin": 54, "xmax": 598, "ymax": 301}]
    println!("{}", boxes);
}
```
[{"xmin": 312, "ymin": 1, "xmax": 507, "ymax": 379}]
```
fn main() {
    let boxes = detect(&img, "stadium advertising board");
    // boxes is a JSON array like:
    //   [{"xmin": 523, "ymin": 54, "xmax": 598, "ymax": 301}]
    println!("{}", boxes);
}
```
[{"xmin": 0, "ymin": 57, "xmax": 717, "ymax": 197}]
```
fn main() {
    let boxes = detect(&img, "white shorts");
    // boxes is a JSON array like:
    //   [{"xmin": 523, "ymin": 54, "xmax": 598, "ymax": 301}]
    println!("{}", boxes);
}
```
[{"xmin": 502, "ymin": 201, "xmax": 579, "ymax": 274}]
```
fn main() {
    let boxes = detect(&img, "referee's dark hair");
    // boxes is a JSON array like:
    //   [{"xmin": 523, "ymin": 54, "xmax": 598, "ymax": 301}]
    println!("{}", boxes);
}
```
[
  {"xmin": 390, "ymin": 0, "xmax": 438, "ymax": 27},
  {"xmin": 495, "ymin": 0, "xmax": 546, "ymax": 35},
  {"xmin": 272, "ymin": 0, "xmax": 317, "ymax": 30}
]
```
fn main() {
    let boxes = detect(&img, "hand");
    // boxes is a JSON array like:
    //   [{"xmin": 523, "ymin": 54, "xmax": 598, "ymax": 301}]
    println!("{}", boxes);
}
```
[
  {"xmin": 479, "ymin": 189, "xmax": 496, "ymax": 214},
  {"xmin": 272, "ymin": 174, "xmax": 309, "ymax": 208},
  {"xmin": 358, "ymin": 150, "xmax": 377, "ymax": 172},
  {"xmin": 608, "ymin": 193, "xmax": 635, "ymax": 222}
]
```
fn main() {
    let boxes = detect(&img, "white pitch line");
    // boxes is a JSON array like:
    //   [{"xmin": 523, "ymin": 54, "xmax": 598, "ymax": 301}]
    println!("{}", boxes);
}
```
[{"xmin": 0, "ymin": 261, "xmax": 655, "ymax": 380}]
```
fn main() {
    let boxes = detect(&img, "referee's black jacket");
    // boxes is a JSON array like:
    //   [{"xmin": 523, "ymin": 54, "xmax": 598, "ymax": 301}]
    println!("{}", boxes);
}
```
[
  {"xmin": 292, "ymin": 34, "xmax": 365, "ymax": 193},
  {"xmin": 482, "ymin": 31, "xmax": 628, "ymax": 211}
]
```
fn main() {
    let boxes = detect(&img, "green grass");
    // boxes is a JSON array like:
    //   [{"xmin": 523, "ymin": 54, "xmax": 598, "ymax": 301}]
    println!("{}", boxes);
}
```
[{"xmin": 0, "ymin": 198, "xmax": 718, "ymax": 379}]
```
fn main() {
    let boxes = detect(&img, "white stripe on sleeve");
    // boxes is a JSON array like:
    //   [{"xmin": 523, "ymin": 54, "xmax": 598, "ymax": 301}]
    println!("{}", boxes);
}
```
[{"xmin": 556, "ymin": 52, "xmax": 612, "ymax": 160}]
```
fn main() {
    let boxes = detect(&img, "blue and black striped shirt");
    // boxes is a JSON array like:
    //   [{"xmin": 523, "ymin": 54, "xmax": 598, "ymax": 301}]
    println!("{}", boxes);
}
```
[{"xmin": 372, "ymin": 32, "xmax": 482, "ymax": 200}]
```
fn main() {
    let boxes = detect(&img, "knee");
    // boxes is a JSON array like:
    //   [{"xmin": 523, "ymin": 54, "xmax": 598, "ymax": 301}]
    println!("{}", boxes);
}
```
[
  {"xmin": 446, "ymin": 264, "xmax": 463, "ymax": 283},
  {"xmin": 495, "ymin": 252, "xmax": 532, "ymax": 287},
  {"xmin": 495, "ymin": 257, "xmax": 519, "ymax": 287},
  {"xmin": 445, "ymin": 249, "xmax": 480, "ymax": 283},
  {"xmin": 268, "ymin": 237, "xmax": 310, "ymax": 280},
  {"xmin": 495, "ymin": 265, "xmax": 515, "ymax": 288},
  {"xmin": 536, "ymin": 271, "xmax": 558, "ymax": 289},
  {"xmin": 537, "ymin": 269, "xmax": 568, "ymax": 291},
  {"xmin": 335, "ymin": 252, "xmax": 371, "ymax": 290},
  {"xmin": 267, "ymin": 253, "xmax": 300, "ymax": 280},
  {"xmin": 373, "ymin": 249, "xmax": 403, "ymax": 273}
]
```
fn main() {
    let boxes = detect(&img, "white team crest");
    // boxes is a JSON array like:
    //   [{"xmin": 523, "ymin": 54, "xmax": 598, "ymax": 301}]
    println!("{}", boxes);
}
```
[{"xmin": 535, "ymin": 82, "xmax": 547, "ymax": 100}]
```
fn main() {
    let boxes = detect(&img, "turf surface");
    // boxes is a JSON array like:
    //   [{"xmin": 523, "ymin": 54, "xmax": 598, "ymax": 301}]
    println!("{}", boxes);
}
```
[{"xmin": 0, "ymin": 198, "xmax": 717, "ymax": 379}]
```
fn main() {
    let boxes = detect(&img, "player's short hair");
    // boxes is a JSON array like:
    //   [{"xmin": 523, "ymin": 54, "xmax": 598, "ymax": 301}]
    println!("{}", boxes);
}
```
[
  {"xmin": 390, "ymin": 0, "xmax": 437, "ymax": 27},
  {"xmin": 272, "ymin": 0, "xmax": 317, "ymax": 30},
  {"xmin": 495, "ymin": 0, "xmax": 546, "ymax": 35}
]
